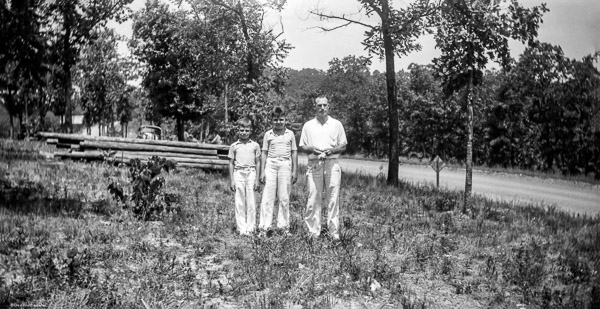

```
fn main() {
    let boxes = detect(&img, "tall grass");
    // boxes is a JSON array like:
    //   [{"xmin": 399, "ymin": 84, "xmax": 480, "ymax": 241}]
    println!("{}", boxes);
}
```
[{"xmin": 1, "ymin": 139, "xmax": 599, "ymax": 308}]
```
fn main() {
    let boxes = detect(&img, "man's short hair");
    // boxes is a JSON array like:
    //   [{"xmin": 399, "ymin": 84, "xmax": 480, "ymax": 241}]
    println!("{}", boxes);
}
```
[
  {"xmin": 271, "ymin": 105, "xmax": 286, "ymax": 118},
  {"xmin": 315, "ymin": 96, "xmax": 329, "ymax": 105},
  {"xmin": 237, "ymin": 117, "xmax": 252, "ymax": 128}
]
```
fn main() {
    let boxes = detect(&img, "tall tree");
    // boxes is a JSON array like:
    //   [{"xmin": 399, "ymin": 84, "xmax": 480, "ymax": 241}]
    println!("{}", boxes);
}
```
[
  {"xmin": 506, "ymin": 43, "xmax": 600, "ymax": 176},
  {"xmin": 311, "ymin": 0, "xmax": 436, "ymax": 186},
  {"xmin": 323, "ymin": 55, "xmax": 375, "ymax": 154},
  {"xmin": 130, "ymin": 0, "xmax": 194, "ymax": 141},
  {"xmin": 0, "ymin": 0, "xmax": 47, "ymax": 138},
  {"xmin": 77, "ymin": 28, "xmax": 128, "ymax": 136},
  {"xmin": 431, "ymin": 0, "xmax": 546, "ymax": 201},
  {"xmin": 186, "ymin": 0, "xmax": 290, "ymax": 139},
  {"xmin": 46, "ymin": 0, "xmax": 132, "ymax": 133},
  {"xmin": 132, "ymin": 0, "xmax": 289, "ymax": 141}
]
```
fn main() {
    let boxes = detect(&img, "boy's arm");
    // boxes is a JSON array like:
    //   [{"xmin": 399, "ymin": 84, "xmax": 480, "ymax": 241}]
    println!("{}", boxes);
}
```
[
  {"xmin": 228, "ymin": 158, "xmax": 235, "ymax": 192},
  {"xmin": 254, "ymin": 154, "xmax": 261, "ymax": 191},
  {"xmin": 260, "ymin": 150, "xmax": 267, "ymax": 184},
  {"xmin": 291, "ymin": 150, "xmax": 298, "ymax": 184}
]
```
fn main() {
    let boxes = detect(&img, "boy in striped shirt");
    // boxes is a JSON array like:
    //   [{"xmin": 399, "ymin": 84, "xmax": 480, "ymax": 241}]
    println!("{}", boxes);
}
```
[
  {"xmin": 228, "ymin": 118, "xmax": 261, "ymax": 235},
  {"xmin": 259, "ymin": 106, "xmax": 298, "ymax": 234}
]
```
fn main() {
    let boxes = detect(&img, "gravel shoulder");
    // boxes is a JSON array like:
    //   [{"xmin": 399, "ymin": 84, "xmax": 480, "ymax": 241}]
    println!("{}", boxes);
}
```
[{"xmin": 299, "ymin": 156, "xmax": 600, "ymax": 216}]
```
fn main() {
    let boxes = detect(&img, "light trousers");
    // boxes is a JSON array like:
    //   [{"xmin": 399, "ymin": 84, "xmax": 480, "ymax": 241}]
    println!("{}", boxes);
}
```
[
  {"xmin": 234, "ymin": 168, "xmax": 257, "ymax": 234},
  {"xmin": 305, "ymin": 159, "xmax": 341, "ymax": 238},
  {"xmin": 259, "ymin": 157, "xmax": 292, "ymax": 230}
]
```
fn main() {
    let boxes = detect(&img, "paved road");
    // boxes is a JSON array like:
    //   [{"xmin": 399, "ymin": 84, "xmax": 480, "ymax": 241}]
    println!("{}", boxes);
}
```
[{"xmin": 299, "ymin": 156, "xmax": 600, "ymax": 216}]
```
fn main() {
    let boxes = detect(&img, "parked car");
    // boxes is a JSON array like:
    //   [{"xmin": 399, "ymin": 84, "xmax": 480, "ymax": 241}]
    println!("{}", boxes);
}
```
[{"xmin": 137, "ymin": 125, "xmax": 162, "ymax": 140}]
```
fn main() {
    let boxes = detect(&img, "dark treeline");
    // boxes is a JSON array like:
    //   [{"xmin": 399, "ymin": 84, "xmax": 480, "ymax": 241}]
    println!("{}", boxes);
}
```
[
  {"xmin": 1, "ymin": 1, "xmax": 599, "ymax": 180},
  {"xmin": 283, "ymin": 50, "xmax": 600, "ymax": 179},
  {"xmin": 1, "ymin": 0, "xmax": 290, "ymax": 142}
]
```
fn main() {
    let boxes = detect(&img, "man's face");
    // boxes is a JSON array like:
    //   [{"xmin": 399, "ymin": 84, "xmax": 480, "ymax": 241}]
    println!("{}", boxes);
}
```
[
  {"xmin": 315, "ymin": 99, "xmax": 329, "ymax": 117},
  {"xmin": 238, "ymin": 126, "xmax": 251, "ymax": 140},
  {"xmin": 272, "ymin": 115, "xmax": 286, "ymax": 130}
]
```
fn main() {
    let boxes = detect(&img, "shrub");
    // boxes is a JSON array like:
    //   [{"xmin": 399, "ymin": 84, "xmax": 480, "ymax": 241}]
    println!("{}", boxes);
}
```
[
  {"xmin": 108, "ymin": 156, "xmax": 178, "ymax": 220},
  {"xmin": 503, "ymin": 237, "xmax": 547, "ymax": 303}
]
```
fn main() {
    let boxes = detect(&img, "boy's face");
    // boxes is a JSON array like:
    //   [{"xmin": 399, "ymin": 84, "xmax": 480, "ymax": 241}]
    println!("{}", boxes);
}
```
[
  {"xmin": 238, "ymin": 126, "xmax": 251, "ymax": 140},
  {"xmin": 272, "ymin": 115, "xmax": 286, "ymax": 130}
]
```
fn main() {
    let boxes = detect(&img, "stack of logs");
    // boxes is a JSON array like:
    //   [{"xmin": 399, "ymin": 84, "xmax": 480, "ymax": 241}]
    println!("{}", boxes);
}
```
[{"xmin": 38, "ymin": 132, "xmax": 230, "ymax": 170}]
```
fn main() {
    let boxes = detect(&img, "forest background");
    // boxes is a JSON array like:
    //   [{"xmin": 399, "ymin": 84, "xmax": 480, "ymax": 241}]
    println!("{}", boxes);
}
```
[{"xmin": 1, "ymin": 0, "xmax": 599, "ymax": 180}]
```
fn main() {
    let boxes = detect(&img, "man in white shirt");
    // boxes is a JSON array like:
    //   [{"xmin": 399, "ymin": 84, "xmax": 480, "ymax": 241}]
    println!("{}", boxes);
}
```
[{"xmin": 299, "ymin": 96, "xmax": 347, "ymax": 240}]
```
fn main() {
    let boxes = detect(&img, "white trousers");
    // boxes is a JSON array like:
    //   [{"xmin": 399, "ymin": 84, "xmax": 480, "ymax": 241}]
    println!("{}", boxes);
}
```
[
  {"xmin": 305, "ymin": 159, "xmax": 341, "ymax": 238},
  {"xmin": 234, "ymin": 168, "xmax": 257, "ymax": 234},
  {"xmin": 259, "ymin": 158, "xmax": 292, "ymax": 230}
]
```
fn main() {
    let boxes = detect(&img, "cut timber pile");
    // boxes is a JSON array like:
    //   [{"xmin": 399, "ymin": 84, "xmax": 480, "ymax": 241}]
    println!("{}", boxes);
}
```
[{"xmin": 38, "ymin": 132, "xmax": 230, "ymax": 170}]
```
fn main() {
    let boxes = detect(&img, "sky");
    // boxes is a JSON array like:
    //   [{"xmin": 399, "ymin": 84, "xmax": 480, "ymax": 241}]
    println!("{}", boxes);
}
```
[{"xmin": 110, "ymin": 0, "xmax": 600, "ymax": 72}]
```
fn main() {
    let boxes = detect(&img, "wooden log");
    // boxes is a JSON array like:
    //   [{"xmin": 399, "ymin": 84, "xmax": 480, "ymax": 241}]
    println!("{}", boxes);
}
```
[
  {"xmin": 56, "ymin": 143, "xmax": 78, "ymax": 149},
  {"xmin": 46, "ymin": 138, "xmax": 58, "ymax": 145},
  {"xmin": 57, "ymin": 138, "xmax": 80, "ymax": 145},
  {"xmin": 177, "ymin": 162, "xmax": 228, "ymax": 170},
  {"xmin": 111, "ymin": 153, "xmax": 228, "ymax": 165},
  {"xmin": 80, "ymin": 140, "xmax": 217, "ymax": 155},
  {"xmin": 54, "ymin": 151, "xmax": 103, "ymax": 160},
  {"xmin": 38, "ymin": 132, "xmax": 229, "ymax": 151},
  {"xmin": 105, "ymin": 150, "xmax": 219, "ymax": 160},
  {"xmin": 109, "ymin": 157, "xmax": 227, "ymax": 170}
]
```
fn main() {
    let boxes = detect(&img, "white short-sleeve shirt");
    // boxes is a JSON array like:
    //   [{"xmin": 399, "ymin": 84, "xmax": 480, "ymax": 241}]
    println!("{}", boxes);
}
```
[
  {"xmin": 299, "ymin": 117, "xmax": 347, "ymax": 160},
  {"xmin": 262, "ymin": 129, "xmax": 297, "ymax": 159},
  {"xmin": 228, "ymin": 140, "xmax": 261, "ymax": 168}
]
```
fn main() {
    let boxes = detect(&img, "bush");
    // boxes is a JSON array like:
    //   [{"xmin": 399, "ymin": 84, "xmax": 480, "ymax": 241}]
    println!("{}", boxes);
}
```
[{"xmin": 108, "ymin": 156, "xmax": 178, "ymax": 220}]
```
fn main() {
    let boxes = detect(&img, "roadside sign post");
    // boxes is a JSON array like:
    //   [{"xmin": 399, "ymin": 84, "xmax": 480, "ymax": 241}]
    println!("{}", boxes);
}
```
[{"xmin": 430, "ymin": 155, "xmax": 446, "ymax": 189}]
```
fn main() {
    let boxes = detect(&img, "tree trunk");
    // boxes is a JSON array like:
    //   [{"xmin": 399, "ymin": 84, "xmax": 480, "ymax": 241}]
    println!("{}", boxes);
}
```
[
  {"xmin": 224, "ymin": 84, "xmax": 228, "ymax": 124},
  {"xmin": 9, "ymin": 114, "xmax": 14, "ymax": 140},
  {"xmin": 61, "ymin": 1, "xmax": 74, "ymax": 134},
  {"xmin": 177, "ymin": 118, "xmax": 185, "ymax": 141},
  {"xmin": 464, "ymin": 70, "xmax": 474, "ymax": 202},
  {"xmin": 38, "ymin": 96, "xmax": 47, "ymax": 133},
  {"xmin": 235, "ymin": 1, "xmax": 257, "ymax": 83},
  {"xmin": 24, "ymin": 97, "xmax": 29, "ymax": 139},
  {"xmin": 18, "ymin": 113, "xmax": 23, "ymax": 139},
  {"xmin": 63, "ymin": 38, "xmax": 73, "ymax": 133},
  {"xmin": 199, "ymin": 118, "xmax": 206, "ymax": 142},
  {"xmin": 382, "ymin": 0, "xmax": 400, "ymax": 186},
  {"xmin": 110, "ymin": 108, "xmax": 115, "ymax": 137}
]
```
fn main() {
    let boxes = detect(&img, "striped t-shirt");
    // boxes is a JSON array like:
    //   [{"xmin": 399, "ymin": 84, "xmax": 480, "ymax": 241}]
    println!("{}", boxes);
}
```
[
  {"xmin": 228, "ymin": 139, "xmax": 261, "ymax": 168},
  {"xmin": 262, "ymin": 129, "xmax": 297, "ymax": 159}
]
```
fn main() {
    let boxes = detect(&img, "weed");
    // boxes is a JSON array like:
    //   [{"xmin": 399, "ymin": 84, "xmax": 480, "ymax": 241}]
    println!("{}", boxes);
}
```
[
  {"xmin": 108, "ymin": 156, "xmax": 179, "ymax": 220},
  {"xmin": 503, "ymin": 237, "xmax": 547, "ymax": 303},
  {"xmin": 2, "ymin": 140, "xmax": 600, "ymax": 308}
]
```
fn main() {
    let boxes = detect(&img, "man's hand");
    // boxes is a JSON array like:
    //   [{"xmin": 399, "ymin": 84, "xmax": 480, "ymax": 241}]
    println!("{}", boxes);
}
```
[
  {"xmin": 311, "ymin": 146, "xmax": 323, "ymax": 155},
  {"xmin": 292, "ymin": 173, "xmax": 298, "ymax": 184},
  {"xmin": 260, "ymin": 173, "xmax": 266, "ymax": 184},
  {"xmin": 230, "ymin": 182, "xmax": 236, "ymax": 192}
]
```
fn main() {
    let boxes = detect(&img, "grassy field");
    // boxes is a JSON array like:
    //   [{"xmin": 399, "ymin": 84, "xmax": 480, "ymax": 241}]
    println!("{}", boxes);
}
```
[{"xmin": 1, "ymin": 139, "xmax": 599, "ymax": 308}]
